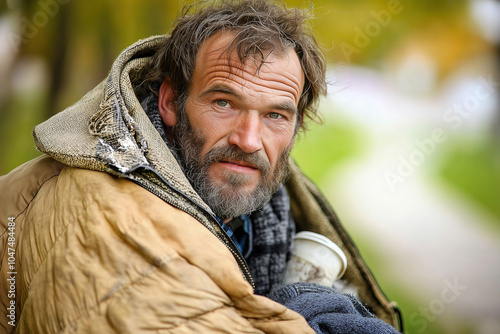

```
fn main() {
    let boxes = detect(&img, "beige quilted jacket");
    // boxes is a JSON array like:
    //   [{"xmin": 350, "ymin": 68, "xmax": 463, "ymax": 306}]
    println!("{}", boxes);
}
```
[{"xmin": 0, "ymin": 35, "xmax": 400, "ymax": 333}]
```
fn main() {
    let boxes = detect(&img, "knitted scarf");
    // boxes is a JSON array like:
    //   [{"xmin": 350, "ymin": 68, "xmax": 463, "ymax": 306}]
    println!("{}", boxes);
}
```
[{"xmin": 141, "ymin": 92, "xmax": 295, "ymax": 296}]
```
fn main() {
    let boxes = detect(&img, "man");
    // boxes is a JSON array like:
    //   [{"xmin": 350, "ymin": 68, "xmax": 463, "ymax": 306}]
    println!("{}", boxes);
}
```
[{"xmin": 0, "ymin": 0, "xmax": 402, "ymax": 332}]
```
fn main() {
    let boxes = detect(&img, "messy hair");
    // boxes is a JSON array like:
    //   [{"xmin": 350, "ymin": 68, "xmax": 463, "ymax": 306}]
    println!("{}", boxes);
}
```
[{"xmin": 141, "ymin": 0, "xmax": 327, "ymax": 129}]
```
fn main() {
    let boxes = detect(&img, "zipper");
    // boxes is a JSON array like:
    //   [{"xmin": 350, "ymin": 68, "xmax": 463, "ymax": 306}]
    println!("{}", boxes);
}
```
[
  {"xmin": 129, "ymin": 170, "xmax": 255, "ymax": 289},
  {"xmin": 88, "ymin": 95, "xmax": 254, "ymax": 286}
]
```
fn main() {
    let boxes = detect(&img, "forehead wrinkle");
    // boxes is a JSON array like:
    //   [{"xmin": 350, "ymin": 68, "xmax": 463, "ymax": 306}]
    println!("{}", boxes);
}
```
[
  {"xmin": 201, "ymin": 62, "xmax": 302, "ymax": 104},
  {"xmin": 197, "ymin": 32, "xmax": 303, "ymax": 87},
  {"xmin": 235, "ymin": 63, "xmax": 302, "ymax": 100},
  {"xmin": 205, "ymin": 71, "xmax": 300, "ymax": 105},
  {"xmin": 218, "ymin": 55, "xmax": 302, "ymax": 91},
  {"xmin": 201, "ymin": 49, "xmax": 303, "ymax": 100},
  {"xmin": 244, "ymin": 78, "xmax": 299, "ymax": 104}
]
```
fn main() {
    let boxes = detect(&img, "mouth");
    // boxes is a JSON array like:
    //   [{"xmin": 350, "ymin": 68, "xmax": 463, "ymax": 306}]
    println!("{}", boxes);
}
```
[
  {"xmin": 222, "ymin": 159, "xmax": 258, "ymax": 169},
  {"xmin": 217, "ymin": 160, "xmax": 260, "ymax": 174}
]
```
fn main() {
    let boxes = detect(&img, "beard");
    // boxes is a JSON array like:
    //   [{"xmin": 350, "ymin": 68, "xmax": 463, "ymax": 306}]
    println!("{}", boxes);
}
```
[{"xmin": 172, "ymin": 103, "xmax": 292, "ymax": 220}]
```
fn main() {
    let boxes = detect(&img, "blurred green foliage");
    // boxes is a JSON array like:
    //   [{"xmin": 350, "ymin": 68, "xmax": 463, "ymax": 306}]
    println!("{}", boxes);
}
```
[
  {"xmin": 290, "ymin": 119, "xmax": 496, "ymax": 334},
  {"xmin": 290, "ymin": 118, "xmax": 435, "ymax": 333},
  {"xmin": 439, "ymin": 138, "xmax": 500, "ymax": 225},
  {"xmin": 291, "ymin": 119, "xmax": 366, "ymax": 184},
  {"xmin": 0, "ymin": 91, "xmax": 46, "ymax": 173}
]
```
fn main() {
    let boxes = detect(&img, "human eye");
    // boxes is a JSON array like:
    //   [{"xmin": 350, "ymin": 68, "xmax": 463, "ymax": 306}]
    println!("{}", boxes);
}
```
[
  {"xmin": 268, "ymin": 112, "xmax": 284, "ymax": 120},
  {"xmin": 215, "ymin": 99, "xmax": 230, "ymax": 108}
]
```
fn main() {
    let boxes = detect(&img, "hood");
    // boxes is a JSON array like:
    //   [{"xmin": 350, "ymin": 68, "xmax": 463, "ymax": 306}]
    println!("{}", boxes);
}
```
[{"xmin": 33, "ymin": 35, "xmax": 214, "ymax": 216}]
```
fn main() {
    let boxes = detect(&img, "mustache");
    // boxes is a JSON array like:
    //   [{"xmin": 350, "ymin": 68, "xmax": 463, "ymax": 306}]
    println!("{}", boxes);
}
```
[{"xmin": 202, "ymin": 146, "xmax": 271, "ymax": 174}]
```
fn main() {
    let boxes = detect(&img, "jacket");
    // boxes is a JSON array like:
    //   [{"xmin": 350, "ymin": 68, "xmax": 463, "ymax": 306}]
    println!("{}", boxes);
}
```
[{"xmin": 0, "ymin": 35, "xmax": 401, "ymax": 333}]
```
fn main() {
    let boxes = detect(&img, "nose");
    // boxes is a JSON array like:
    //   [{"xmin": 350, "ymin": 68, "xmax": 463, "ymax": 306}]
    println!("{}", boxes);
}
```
[{"xmin": 227, "ymin": 112, "xmax": 263, "ymax": 153}]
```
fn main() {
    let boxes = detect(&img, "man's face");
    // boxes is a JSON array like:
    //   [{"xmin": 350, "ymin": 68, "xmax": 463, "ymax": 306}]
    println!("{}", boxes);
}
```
[{"xmin": 162, "ymin": 32, "xmax": 305, "ymax": 219}]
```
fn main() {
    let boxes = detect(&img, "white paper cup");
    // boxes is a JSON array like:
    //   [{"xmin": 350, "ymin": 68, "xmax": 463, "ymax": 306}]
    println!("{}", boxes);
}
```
[{"xmin": 282, "ymin": 231, "xmax": 347, "ymax": 287}]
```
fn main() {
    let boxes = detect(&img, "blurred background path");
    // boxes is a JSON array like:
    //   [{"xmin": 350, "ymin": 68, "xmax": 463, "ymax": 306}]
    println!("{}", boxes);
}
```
[
  {"xmin": 329, "ymin": 143, "xmax": 500, "ymax": 334},
  {"xmin": 294, "ymin": 65, "xmax": 500, "ymax": 333}
]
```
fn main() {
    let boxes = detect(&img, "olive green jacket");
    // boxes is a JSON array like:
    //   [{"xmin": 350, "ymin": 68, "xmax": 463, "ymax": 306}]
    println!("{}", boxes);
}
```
[{"xmin": 0, "ymin": 35, "xmax": 400, "ymax": 333}]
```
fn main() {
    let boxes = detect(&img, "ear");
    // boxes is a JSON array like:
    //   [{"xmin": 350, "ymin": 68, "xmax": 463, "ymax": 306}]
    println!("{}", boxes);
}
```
[{"xmin": 158, "ymin": 77, "xmax": 178, "ymax": 127}]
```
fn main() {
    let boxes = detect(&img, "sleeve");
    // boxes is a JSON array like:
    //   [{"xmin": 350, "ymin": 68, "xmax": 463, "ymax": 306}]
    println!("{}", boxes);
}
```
[{"xmin": 268, "ymin": 282, "xmax": 400, "ymax": 334}]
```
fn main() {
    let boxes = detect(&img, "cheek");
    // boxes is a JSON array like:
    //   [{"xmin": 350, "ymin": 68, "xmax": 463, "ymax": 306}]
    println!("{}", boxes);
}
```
[
  {"xmin": 198, "ymin": 124, "xmax": 231, "ymax": 156},
  {"xmin": 186, "ymin": 111, "xmax": 230, "ymax": 154},
  {"xmin": 264, "ymin": 132, "xmax": 294, "ymax": 168}
]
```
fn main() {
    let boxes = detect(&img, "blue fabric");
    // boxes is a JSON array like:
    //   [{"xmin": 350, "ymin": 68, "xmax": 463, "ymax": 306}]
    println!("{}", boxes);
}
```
[
  {"xmin": 215, "ymin": 217, "xmax": 235, "ymax": 238},
  {"xmin": 233, "ymin": 215, "xmax": 253, "ymax": 258},
  {"xmin": 269, "ymin": 283, "xmax": 399, "ymax": 334},
  {"xmin": 215, "ymin": 215, "xmax": 253, "ymax": 258}
]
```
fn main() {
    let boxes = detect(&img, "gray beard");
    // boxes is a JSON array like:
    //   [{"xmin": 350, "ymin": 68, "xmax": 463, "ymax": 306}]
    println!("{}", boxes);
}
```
[{"xmin": 172, "ymin": 104, "xmax": 291, "ymax": 220}]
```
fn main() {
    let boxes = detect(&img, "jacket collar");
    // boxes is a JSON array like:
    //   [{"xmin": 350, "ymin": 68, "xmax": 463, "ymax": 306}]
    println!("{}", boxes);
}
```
[{"xmin": 33, "ymin": 35, "xmax": 215, "ymax": 215}]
